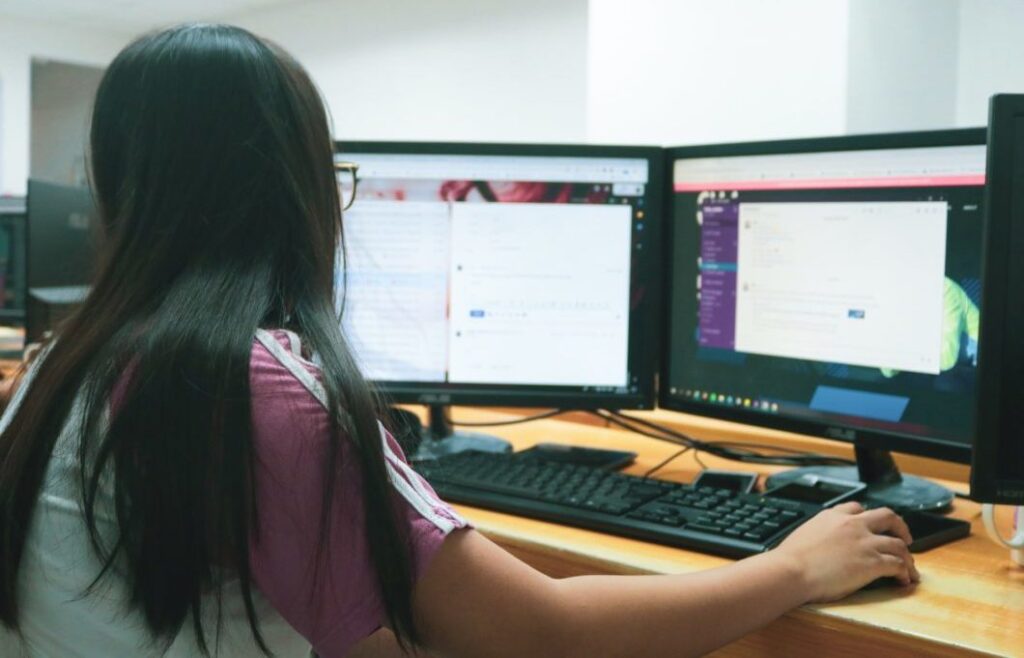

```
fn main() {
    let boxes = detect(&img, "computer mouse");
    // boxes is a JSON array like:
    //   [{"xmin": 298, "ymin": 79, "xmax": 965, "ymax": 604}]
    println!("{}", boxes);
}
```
[{"xmin": 861, "ymin": 576, "xmax": 910, "ymax": 591}]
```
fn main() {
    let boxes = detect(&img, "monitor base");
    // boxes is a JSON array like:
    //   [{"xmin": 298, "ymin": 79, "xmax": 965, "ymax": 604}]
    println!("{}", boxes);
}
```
[
  {"xmin": 410, "ymin": 404, "xmax": 513, "ymax": 461},
  {"xmin": 765, "ymin": 466, "xmax": 953, "ymax": 512},
  {"xmin": 413, "ymin": 431, "xmax": 513, "ymax": 460}
]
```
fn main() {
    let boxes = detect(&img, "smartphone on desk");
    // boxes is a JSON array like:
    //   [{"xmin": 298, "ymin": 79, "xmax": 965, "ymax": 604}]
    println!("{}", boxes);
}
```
[
  {"xmin": 895, "ymin": 509, "xmax": 971, "ymax": 552},
  {"xmin": 692, "ymin": 470, "xmax": 759, "ymax": 493},
  {"xmin": 763, "ymin": 475, "xmax": 866, "ymax": 508}
]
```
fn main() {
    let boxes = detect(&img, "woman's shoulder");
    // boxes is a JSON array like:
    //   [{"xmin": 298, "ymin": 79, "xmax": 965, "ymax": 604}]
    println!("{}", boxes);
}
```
[
  {"xmin": 249, "ymin": 329, "xmax": 333, "ymax": 448},
  {"xmin": 250, "ymin": 328, "xmax": 322, "ymax": 392}
]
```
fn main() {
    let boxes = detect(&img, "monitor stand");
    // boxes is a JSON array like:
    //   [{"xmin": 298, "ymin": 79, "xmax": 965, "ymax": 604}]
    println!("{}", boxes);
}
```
[
  {"xmin": 411, "ymin": 404, "xmax": 513, "ymax": 461},
  {"xmin": 763, "ymin": 440, "xmax": 954, "ymax": 512}
]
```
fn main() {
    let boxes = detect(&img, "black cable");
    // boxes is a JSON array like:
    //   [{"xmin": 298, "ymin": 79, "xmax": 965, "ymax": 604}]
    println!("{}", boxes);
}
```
[
  {"xmin": 590, "ymin": 410, "xmax": 693, "ymax": 448},
  {"xmin": 607, "ymin": 410, "xmax": 849, "ymax": 464},
  {"xmin": 707, "ymin": 439, "xmax": 842, "ymax": 458},
  {"xmin": 603, "ymin": 410, "xmax": 854, "ymax": 467},
  {"xmin": 447, "ymin": 405, "xmax": 854, "ymax": 468},
  {"xmin": 444, "ymin": 408, "xmax": 571, "ymax": 427},
  {"xmin": 693, "ymin": 449, "xmax": 708, "ymax": 472},
  {"xmin": 643, "ymin": 446, "xmax": 693, "ymax": 479}
]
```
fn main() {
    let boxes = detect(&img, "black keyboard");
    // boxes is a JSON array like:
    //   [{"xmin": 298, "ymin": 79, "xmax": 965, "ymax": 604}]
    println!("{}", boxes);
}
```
[{"xmin": 417, "ymin": 451, "xmax": 818, "ymax": 558}]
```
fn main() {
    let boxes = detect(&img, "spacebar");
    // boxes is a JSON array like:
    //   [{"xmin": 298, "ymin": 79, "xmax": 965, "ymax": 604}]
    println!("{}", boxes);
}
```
[{"xmin": 440, "ymin": 479, "xmax": 542, "ymax": 500}]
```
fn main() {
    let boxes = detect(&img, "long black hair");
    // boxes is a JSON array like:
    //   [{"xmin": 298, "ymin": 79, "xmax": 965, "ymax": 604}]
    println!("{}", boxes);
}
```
[{"xmin": 0, "ymin": 24, "xmax": 418, "ymax": 653}]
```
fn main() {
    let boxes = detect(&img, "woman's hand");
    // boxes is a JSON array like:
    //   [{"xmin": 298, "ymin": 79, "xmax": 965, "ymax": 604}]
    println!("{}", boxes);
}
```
[{"xmin": 774, "ymin": 502, "xmax": 920, "ymax": 603}]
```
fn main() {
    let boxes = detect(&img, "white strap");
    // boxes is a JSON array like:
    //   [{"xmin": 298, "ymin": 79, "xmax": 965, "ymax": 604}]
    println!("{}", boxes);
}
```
[
  {"xmin": 254, "ymin": 330, "xmax": 459, "ymax": 533},
  {"xmin": 255, "ymin": 330, "xmax": 329, "ymax": 407},
  {"xmin": 284, "ymin": 330, "xmax": 302, "ymax": 357},
  {"xmin": 0, "ymin": 343, "xmax": 54, "ymax": 434}
]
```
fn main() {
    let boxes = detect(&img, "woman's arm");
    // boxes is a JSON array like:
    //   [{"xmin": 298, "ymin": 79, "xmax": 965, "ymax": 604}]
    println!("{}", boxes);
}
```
[{"xmin": 413, "ymin": 502, "xmax": 916, "ymax": 658}]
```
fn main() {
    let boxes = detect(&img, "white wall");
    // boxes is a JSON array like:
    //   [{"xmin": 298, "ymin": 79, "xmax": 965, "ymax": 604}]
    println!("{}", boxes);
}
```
[
  {"xmin": 586, "ymin": 0, "xmax": 851, "ymax": 146},
  {"xmin": 31, "ymin": 60, "xmax": 106, "ymax": 186},
  {"xmin": 226, "ymin": 0, "xmax": 588, "ymax": 145},
  {"xmin": 846, "ymin": 0, "xmax": 960, "ymax": 134},
  {"xmin": 956, "ymin": 0, "xmax": 1024, "ymax": 126},
  {"xmin": 4, "ymin": 0, "xmax": 1024, "ymax": 196},
  {"xmin": 0, "ymin": 15, "xmax": 129, "ymax": 196}
]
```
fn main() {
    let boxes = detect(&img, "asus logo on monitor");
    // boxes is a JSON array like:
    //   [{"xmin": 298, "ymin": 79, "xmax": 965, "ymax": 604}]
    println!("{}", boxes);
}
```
[
  {"xmin": 826, "ymin": 427, "xmax": 857, "ymax": 441},
  {"xmin": 417, "ymin": 394, "xmax": 452, "ymax": 404}
]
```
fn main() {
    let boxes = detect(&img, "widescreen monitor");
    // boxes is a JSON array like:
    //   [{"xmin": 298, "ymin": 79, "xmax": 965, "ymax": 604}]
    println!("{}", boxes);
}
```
[
  {"xmin": 661, "ymin": 129, "xmax": 986, "ymax": 510},
  {"xmin": 334, "ymin": 142, "xmax": 664, "ymax": 435}
]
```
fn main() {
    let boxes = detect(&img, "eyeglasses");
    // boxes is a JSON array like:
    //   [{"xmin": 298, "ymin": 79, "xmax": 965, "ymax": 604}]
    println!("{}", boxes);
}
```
[{"xmin": 334, "ymin": 161, "xmax": 360, "ymax": 211}]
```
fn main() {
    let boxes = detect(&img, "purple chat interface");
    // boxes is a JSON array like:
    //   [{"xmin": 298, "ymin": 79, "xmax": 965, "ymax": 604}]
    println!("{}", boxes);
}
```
[{"xmin": 698, "ymin": 201, "xmax": 739, "ymax": 349}]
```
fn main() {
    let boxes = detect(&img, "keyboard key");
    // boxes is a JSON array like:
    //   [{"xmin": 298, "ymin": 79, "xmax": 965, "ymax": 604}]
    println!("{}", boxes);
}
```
[{"xmin": 687, "ymin": 522, "xmax": 722, "ymax": 534}]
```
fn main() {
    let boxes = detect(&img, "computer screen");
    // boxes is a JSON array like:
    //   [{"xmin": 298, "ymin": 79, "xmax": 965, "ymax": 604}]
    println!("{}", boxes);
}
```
[
  {"xmin": 973, "ymin": 95, "xmax": 1024, "ymax": 504},
  {"xmin": 0, "ymin": 197, "xmax": 26, "ymax": 320},
  {"xmin": 334, "ymin": 142, "xmax": 663, "ymax": 409},
  {"xmin": 25, "ymin": 180, "xmax": 96, "ymax": 342},
  {"xmin": 662, "ymin": 130, "xmax": 986, "ymax": 465},
  {"xmin": 27, "ymin": 180, "xmax": 95, "ymax": 290}
]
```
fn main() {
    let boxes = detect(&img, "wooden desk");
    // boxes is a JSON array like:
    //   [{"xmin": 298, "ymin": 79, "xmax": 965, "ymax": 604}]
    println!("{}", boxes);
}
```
[{"xmin": 437, "ymin": 407, "xmax": 1024, "ymax": 657}]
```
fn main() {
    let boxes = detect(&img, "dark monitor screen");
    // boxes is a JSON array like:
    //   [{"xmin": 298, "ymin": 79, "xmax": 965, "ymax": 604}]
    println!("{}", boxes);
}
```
[
  {"xmin": 335, "ymin": 142, "xmax": 664, "ymax": 409},
  {"xmin": 27, "ymin": 180, "xmax": 96, "ymax": 289},
  {"xmin": 662, "ymin": 130, "xmax": 986, "ymax": 464},
  {"xmin": 972, "ymin": 95, "xmax": 1024, "ymax": 504},
  {"xmin": 0, "ymin": 198, "xmax": 26, "ymax": 318}
]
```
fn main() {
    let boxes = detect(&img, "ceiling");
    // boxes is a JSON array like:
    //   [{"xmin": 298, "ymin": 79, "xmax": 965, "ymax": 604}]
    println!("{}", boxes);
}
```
[{"xmin": 0, "ymin": 0, "xmax": 307, "ymax": 33}]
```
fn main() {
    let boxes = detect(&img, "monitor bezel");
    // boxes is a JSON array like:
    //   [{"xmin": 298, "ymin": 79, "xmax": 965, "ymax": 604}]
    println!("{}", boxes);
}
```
[
  {"xmin": 334, "ymin": 140, "xmax": 666, "ymax": 410},
  {"xmin": 659, "ymin": 128, "xmax": 986, "ymax": 465},
  {"xmin": 972, "ymin": 96, "xmax": 1024, "ymax": 504}
]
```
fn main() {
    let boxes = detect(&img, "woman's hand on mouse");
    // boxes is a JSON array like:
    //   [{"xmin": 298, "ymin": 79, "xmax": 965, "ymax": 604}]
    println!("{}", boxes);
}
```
[{"xmin": 773, "ymin": 502, "xmax": 920, "ymax": 603}]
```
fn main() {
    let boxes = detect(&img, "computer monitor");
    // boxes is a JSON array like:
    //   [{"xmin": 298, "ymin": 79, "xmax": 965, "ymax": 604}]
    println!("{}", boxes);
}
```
[
  {"xmin": 972, "ymin": 95, "xmax": 1024, "ymax": 505},
  {"xmin": 661, "ymin": 129, "xmax": 987, "ymax": 511},
  {"xmin": 335, "ymin": 142, "xmax": 664, "ymax": 451},
  {"xmin": 0, "ymin": 196, "xmax": 26, "ymax": 323},
  {"xmin": 26, "ymin": 180, "xmax": 95, "ymax": 289},
  {"xmin": 25, "ymin": 180, "xmax": 96, "ymax": 342}
]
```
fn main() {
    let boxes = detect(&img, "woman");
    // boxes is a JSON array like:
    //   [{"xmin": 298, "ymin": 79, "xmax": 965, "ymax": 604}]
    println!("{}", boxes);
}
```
[{"xmin": 0, "ymin": 24, "xmax": 917, "ymax": 658}]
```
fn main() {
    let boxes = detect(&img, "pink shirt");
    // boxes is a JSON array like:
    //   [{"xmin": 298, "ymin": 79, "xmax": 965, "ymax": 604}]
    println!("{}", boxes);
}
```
[
  {"xmin": 3, "ymin": 330, "xmax": 464, "ymax": 657},
  {"xmin": 247, "ymin": 329, "xmax": 467, "ymax": 656}
]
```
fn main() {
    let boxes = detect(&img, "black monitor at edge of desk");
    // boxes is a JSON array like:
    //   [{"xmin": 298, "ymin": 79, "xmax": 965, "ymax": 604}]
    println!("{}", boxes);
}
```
[
  {"xmin": 661, "ymin": 129, "xmax": 987, "ymax": 512},
  {"xmin": 972, "ymin": 95, "xmax": 1024, "ymax": 505}
]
